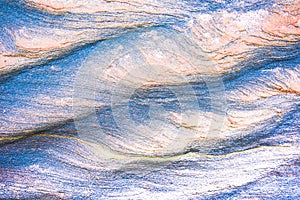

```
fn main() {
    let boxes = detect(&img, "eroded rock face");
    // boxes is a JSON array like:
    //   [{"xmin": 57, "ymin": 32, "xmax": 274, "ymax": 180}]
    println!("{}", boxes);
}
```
[{"xmin": 0, "ymin": 0, "xmax": 299, "ymax": 199}]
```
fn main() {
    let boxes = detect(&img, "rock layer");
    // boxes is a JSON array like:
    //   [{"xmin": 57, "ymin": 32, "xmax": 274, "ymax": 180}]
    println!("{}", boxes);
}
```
[{"xmin": 0, "ymin": 0, "xmax": 299, "ymax": 199}]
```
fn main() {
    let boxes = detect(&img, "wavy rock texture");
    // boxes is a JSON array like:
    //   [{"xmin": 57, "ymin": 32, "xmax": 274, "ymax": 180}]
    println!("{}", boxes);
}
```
[{"xmin": 0, "ymin": 0, "xmax": 300, "ymax": 199}]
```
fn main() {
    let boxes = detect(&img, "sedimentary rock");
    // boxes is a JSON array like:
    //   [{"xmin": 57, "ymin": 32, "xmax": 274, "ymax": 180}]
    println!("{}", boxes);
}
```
[{"xmin": 0, "ymin": 0, "xmax": 299, "ymax": 199}]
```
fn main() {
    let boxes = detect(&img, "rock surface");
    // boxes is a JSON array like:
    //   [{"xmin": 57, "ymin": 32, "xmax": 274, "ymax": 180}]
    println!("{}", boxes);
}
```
[{"xmin": 0, "ymin": 0, "xmax": 299, "ymax": 199}]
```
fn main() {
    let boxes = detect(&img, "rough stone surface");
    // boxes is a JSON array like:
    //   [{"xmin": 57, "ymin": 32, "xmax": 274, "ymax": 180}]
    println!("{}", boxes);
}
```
[{"xmin": 0, "ymin": 0, "xmax": 299, "ymax": 199}]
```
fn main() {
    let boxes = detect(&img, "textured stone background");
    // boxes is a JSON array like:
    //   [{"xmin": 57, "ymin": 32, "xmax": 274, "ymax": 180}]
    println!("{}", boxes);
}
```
[{"xmin": 0, "ymin": 0, "xmax": 299, "ymax": 199}]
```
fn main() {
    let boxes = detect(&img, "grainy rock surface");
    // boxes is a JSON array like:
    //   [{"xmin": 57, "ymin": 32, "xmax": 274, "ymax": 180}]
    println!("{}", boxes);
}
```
[{"xmin": 0, "ymin": 0, "xmax": 299, "ymax": 199}]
